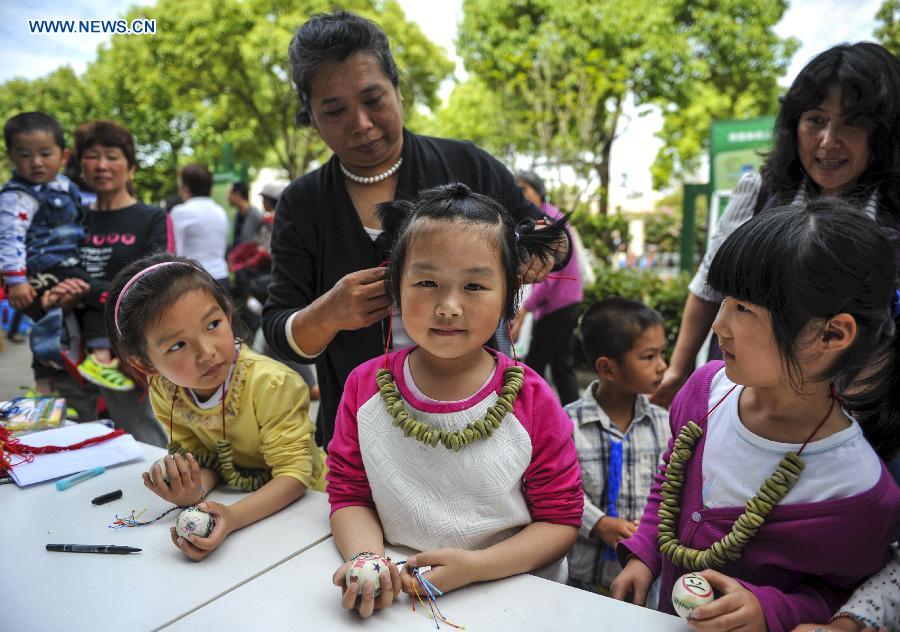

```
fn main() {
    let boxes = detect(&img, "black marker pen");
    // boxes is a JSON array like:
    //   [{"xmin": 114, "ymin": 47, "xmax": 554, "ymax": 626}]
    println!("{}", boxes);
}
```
[{"xmin": 92, "ymin": 490, "xmax": 123, "ymax": 505}]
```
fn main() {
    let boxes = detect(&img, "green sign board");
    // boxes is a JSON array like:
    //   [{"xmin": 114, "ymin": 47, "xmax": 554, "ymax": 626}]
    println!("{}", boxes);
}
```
[{"xmin": 709, "ymin": 115, "xmax": 776, "ymax": 195}]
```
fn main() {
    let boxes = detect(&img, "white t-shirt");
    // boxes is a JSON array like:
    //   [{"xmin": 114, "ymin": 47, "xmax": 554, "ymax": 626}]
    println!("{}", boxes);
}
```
[
  {"xmin": 701, "ymin": 369, "xmax": 882, "ymax": 508},
  {"xmin": 171, "ymin": 196, "xmax": 229, "ymax": 280}
]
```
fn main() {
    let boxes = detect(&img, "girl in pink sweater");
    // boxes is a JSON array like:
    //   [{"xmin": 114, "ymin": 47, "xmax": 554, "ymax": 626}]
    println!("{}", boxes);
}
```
[
  {"xmin": 326, "ymin": 183, "xmax": 583, "ymax": 618},
  {"xmin": 612, "ymin": 199, "xmax": 900, "ymax": 631}
]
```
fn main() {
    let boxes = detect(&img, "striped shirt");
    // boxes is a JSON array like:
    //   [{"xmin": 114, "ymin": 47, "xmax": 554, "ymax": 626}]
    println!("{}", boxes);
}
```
[
  {"xmin": 565, "ymin": 382, "xmax": 671, "ymax": 590},
  {"xmin": 689, "ymin": 172, "xmax": 879, "ymax": 303}
]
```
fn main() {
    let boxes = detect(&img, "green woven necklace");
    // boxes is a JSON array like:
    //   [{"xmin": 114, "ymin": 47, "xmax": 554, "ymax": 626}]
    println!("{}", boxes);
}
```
[
  {"xmin": 375, "ymin": 364, "xmax": 525, "ymax": 451},
  {"xmin": 167, "ymin": 382, "xmax": 271, "ymax": 492},
  {"xmin": 658, "ymin": 384, "xmax": 834, "ymax": 571}
]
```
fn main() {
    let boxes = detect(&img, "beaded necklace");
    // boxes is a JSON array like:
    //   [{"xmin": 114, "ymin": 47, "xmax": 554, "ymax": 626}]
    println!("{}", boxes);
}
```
[
  {"xmin": 377, "ymin": 314, "xmax": 525, "ymax": 451},
  {"xmin": 165, "ymin": 347, "xmax": 271, "ymax": 491},
  {"xmin": 375, "ymin": 363, "xmax": 524, "ymax": 451},
  {"xmin": 658, "ymin": 384, "xmax": 836, "ymax": 571}
]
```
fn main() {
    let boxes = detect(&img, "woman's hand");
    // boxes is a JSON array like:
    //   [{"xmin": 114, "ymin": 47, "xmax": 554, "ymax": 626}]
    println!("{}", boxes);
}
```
[
  {"xmin": 142, "ymin": 452, "xmax": 205, "ymax": 507},
  {"xmin": 650, "ymin": 367, "xmax": 689, "ymax": 408},
  {"xmin": 593, "ymin": 516, "xmax": 639, "ymax": 549},
  {"xmin": 332, "ymin": 557, "xmax": 403, "ymax": 618},
  {"xmin": 400, "ymin": 549, "xmax": 483, "ymax": 595},
  {"xmin": 518, "ymin": 254, "xmax": 555, "ymax": 285},
  {"xmin": 40, "ymin": 278, "xmax": 90, "ymax": 311},
  {"xmin": 688, "ymin": 570, "xmax": 765, "ymax": 631},
  {"xmin": 170, "ymin": 500, "xmax": 231, "ymax": 561},
  {"xmin": 517, "ymin": 221, "xmax": 569, "ymax": 284},
  {"xmin": 610, "ymin": 557, "xmax": 654, "ymax": 606},
  {"xmin": 322, "ymin": 267, "xmax": 392, "ymax": 333},
  {"xmin": 8, "ymin": 283, "xmax": 36, "ymax": 309}
]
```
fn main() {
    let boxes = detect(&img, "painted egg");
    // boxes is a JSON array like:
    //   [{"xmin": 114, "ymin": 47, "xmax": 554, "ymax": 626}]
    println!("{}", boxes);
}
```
[
  {"xmin": 176, "ymin": 507, "xmax": 216, "ymax": 539},
  {"xmin": 672, "ymin": 572, "xmax": 715, "ymax": 619},
  {"xmin": 149, "ymin": 457, "xmax": 171, "ymax": 484},
  {"xmin": 345, "ymin": 553, "xmax": 390, "ymax": 598}
]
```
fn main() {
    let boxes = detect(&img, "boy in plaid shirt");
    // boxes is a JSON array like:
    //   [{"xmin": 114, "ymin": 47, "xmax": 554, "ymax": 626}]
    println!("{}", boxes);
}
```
[{"xmin": 565, "ymin": 297, "xmax": 670, "ymax": 601}]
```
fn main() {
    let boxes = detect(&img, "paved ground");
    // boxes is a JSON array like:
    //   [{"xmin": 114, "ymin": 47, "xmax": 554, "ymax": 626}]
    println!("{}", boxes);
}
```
[{"xmin": 0, "ymin": 335, "xmax": 32, "ymax": 400}]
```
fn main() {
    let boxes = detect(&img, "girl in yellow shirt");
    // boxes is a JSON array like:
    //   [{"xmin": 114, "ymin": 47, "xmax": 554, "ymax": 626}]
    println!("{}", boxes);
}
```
[{"xmin": 106, "ymin": 253, "xmax": 326, "ymax": 560}]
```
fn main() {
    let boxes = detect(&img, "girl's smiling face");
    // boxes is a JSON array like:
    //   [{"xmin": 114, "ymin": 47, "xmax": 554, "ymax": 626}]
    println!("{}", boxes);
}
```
[
  {"xmin": 139, "ymin": 289, "xmax": 235, "ymax": 399},
  {"xmin": 399, "ymin": 220, "xmax": 505, "ymax": 364}
]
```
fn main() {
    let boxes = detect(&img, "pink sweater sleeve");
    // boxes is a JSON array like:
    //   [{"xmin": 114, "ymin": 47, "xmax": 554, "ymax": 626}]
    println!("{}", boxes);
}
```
[
  {"xmin": 325, "ymin": 365, "xmax": 375, "ymax": 515},
  {"xmin": 516, "ymin": 367, "xmax": 583, "ymax": 527}
]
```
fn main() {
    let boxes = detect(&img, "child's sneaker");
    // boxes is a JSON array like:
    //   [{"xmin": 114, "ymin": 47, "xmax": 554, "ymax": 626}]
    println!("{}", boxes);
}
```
[{"xmin": 78, "ymin": 355, "xmax": 135, "ymax": 392}]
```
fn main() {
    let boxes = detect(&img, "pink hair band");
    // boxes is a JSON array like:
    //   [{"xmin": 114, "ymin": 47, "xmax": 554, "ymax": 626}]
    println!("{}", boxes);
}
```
[{"xmin": 113, "ymin": 261, "xmax": 193, "ymax": 336}]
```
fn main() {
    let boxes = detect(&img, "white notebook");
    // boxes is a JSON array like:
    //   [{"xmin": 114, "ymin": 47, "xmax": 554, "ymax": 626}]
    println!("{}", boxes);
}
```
[{"xmin": 8, "ymin": 422, "xmax": 144, "ymax": 486}]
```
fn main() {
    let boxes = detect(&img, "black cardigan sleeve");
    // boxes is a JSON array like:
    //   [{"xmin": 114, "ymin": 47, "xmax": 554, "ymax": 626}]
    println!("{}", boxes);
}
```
[{"xmin": 261, "ymin": 175, "xmax": 322, "ymax": 364}]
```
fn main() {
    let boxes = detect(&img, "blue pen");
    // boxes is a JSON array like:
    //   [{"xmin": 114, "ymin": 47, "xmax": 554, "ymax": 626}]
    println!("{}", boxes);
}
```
[{"xmin": 56, "ymin": 466, "xmax": 106, "ymax": 491}]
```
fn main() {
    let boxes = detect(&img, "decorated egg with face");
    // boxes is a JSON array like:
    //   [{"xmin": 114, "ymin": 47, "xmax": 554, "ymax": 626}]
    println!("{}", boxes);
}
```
[{"xmin": 672, "ymin": 572, "xmax": 715, "ymax": 619}]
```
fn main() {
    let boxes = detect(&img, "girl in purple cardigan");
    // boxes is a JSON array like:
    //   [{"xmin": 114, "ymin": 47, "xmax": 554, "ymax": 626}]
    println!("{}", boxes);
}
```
[{"xmin": 612, "ymin": 198, "xmax": 900, "ymax": 632}]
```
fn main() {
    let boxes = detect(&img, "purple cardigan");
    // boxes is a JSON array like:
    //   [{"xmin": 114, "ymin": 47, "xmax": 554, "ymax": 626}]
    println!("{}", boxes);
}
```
[
  {"xmin": 522, "ymin": 202, "xmax": 583, "ymax": 321},
  {"xmin": 619, "ymin": 361, "xmax": 900, "ymax": 632}
]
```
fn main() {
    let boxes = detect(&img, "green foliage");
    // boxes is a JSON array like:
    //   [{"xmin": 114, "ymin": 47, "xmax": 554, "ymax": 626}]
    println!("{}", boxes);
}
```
[
  {"xmin": 581, "ymin": 267, "xmax": 692, "ymax": 358},
  {"xmin": 877, "ymin": 0, "xmax": 900, "ymax": 55},
  {"xmin": 416, "ymin": 77, "xmax": 520, "ymax": 164},
  {"xmin": 645, "ymin": 190, "xmax": 708, "ymax": 262},
  {"xmin": 0, "ymin": 67, "xmax": 97, "ymax": 185},
  {"xmin": 0, "ymin": 0, "xmax": 453, "ymax": 202},
  {"xmin": 568, "ymin": 211, "xmax": 629, "ymax": 264},
  {"xmin": 448, "ymin": 0, "xmax": 796, "ymax": 210}
]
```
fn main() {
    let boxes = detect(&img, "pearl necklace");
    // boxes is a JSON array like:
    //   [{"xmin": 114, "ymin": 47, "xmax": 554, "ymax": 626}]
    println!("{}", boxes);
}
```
[{"xmin": 340, "ymin": 157, "xmax": 403, "ymax": 184}]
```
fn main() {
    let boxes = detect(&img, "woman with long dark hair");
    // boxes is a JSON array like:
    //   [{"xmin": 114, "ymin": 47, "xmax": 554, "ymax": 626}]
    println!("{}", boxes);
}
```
[{"xmin": 654, "ymin": 42, "xmax": 900, "ymax": 407}]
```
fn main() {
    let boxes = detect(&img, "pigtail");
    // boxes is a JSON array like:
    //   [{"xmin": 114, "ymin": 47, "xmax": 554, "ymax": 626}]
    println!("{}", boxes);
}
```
[
  {"xmin": 513, "ymin": 214, "xmax": 570, "ymax": 269},
  {"xmin": 376, "ymin": 199, "xmax": 414, "ymax": 241},
  {"xmin": 376, "ymin": 199, "xmax": 415, "ymax": 306}
]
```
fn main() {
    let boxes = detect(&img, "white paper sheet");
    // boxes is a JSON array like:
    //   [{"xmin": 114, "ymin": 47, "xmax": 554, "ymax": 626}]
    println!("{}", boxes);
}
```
[{"xmin": 9, "ymin": 422, "xmax": 145, "ymax": 486}]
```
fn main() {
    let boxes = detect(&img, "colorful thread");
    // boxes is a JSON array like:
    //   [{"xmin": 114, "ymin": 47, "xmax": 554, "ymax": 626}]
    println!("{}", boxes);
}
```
[{"xmin": 403, "ymin": 564, "xmax": 464, "ymax": 630}]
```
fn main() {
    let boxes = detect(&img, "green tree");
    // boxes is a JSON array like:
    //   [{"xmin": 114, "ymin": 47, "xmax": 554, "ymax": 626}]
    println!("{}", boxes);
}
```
[
  {"xmin": 453, "ymin": 0, "xmax": 796, "ymax": 213},
  {"xmin": 418, "ymin": 77, "xmax": 520, "ymax": 164},
  {"xmin": 877, "ymin": 0, "xmax": 900, "ymax": 54}
]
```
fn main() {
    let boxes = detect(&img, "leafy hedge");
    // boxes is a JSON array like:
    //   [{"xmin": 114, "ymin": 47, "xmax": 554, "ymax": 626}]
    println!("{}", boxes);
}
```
[
  {"xmin": 568, "ymin": 211, "xmax": 630, "ymax": 262},
  {"xmin": 576, "ymin": 267, "xmax": 691, "ymax": 365}
]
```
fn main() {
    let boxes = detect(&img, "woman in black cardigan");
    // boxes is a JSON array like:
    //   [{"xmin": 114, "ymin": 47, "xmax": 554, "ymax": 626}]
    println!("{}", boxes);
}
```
[{"xmin": 263, "ymin": 10, "xmax": 568, "ymax": 448}]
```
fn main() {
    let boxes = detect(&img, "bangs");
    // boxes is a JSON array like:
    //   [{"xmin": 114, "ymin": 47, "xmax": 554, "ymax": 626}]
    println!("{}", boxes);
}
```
[
  {"xmin": 707, "ymin": 207, "xmax": 803, "ymax": 310},
  {"xmin": 785, "ymin": 45, "xmax": 899, "ymax": 126}
]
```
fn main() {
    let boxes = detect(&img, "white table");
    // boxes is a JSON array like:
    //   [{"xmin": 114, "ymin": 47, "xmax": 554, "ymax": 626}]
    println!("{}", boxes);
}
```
[
  {"xmin": 1, "ymin": 443, "xmax": 333, "ymax": 631},
  {"xmin": 166, "ymin": 539, "xmax": 690, "ymax": 631}
]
